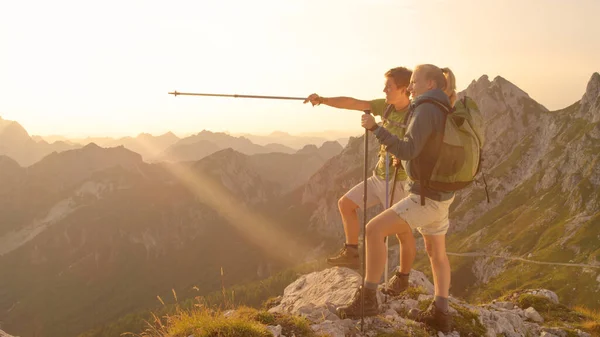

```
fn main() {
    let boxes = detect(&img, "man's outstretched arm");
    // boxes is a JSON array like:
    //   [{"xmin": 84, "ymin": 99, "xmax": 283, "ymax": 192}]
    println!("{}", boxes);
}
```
[{"xmin": 304, "ymin": 93, "xmax": 371, "ymax": 111}]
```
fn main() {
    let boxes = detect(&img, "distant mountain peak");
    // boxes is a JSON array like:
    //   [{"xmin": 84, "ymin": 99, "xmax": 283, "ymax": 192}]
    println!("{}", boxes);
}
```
[
  {"xmin": 134, "ymin": 132, "xmax": 177, "ymax": 141},
  {"xmin": 195, "ymin": 147, "xmax": 249, "ymax": 167},
  {"xmin": 0, "ymin": 118, "xmax": 32, "ymax": 144},
  {"xmin": 579, "ymin": 71, "xmax": 600, "ymax": 122},
  {"xmin": 467, "ymin": 74, "xmax": 491, "ymax": 90},
  {"xmin": 583, "ymin": 72, "xmax": 600, "ymax": 101},
  {"xmin": 467, "ymin": 74, "xmax": 530, "ymax": 102},
  {"xmin": 0, "ymin": 154, "xmax": 21, "ymax": 169},
  {"xmin": 82, "ymin": 142, "xmax": 102, "ymax": 150},
  {"xmin": 320, "ymin": 140, "xmax": 342, "ymax": 149},
  {"xmin": 491, "ymin": 75, "xmax": 530, "ymax": 100},
  {"xmin": 463, "ymin": 73, "xmax": 548, "ymax": 118},
  {"xmin": 49, "ymin": 141, "xmax": 140, "ymax": 162},
  {"xmin": 212, "ymin": 147, "xmax": 242, "ymax": 156},
  {"xmin": 269, "ymin": 131, "xmax": 291, "ymax": 137},
  {"xmin": 199, "ymin": 129, "xmax": 219, "ymax": 135},
  {"xmin": 476, "ymin": 74, "xmax": 491, "ymax": 85},
  {"xmin": 294, "ymin": 142, "xmax": 342, "ymax": 161},
  {"xmin": 297, "ymin": 144, "xmax": 319, "ymax": 154}
]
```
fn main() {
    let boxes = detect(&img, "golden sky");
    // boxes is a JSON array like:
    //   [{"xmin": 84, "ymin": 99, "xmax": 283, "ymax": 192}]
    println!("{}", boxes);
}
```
[{"xmin": 1, "ymin": 0, "xmax": 598, "ymax": 137}]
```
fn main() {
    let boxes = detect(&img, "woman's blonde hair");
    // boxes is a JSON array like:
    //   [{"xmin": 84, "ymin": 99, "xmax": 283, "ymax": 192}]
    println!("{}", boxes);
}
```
[
  {"xmin": 441, "ymin": 67, "xmax": 457, "ymax": 106},
  {"xmin": 415, "ymin": 64, "xmax": 457, "ymax": 106}
]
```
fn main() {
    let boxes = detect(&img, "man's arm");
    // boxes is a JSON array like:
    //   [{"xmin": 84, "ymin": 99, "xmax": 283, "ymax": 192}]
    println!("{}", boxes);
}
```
[{"xmin": 304, "ymin": 94, "xmax": 371, "ymax": 111}]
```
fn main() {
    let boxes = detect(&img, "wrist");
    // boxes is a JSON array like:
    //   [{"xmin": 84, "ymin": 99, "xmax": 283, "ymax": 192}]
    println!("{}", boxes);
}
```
[
  {"xmin": 368, "ymin": 124, "xmax": 379, "ymax": 132},
  {"xmin": 319, "ymin": 97, "xmax": 327, "ymax": 105}
]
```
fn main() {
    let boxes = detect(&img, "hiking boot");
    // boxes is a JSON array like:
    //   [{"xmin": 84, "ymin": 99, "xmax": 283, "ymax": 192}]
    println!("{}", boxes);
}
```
[
  {"xmin": 408, "ymin": 302, "xmax": 452, "ymax": 333},
  {"xmin": 381, "ymin": 271, "xmax": 409, "ymax": 297},
  {"xmin": 336, "ymin": 286, "xmax": 379, "ymax": 319},
  {"xmin": 326, "ymin": 244, "xmax": 359, "ymax": 269}
]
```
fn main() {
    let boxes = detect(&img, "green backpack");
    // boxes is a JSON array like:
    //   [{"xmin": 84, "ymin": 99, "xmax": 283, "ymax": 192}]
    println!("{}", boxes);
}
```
[{"xmin": 404, "ymin": 96, "xmax": 488, "ymax": 205}]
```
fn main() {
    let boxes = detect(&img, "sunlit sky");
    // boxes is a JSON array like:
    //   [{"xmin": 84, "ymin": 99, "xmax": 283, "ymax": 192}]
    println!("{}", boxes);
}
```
[{"xmin": 1, "ymin": 0, "xmax": 598, "ymax": 138}]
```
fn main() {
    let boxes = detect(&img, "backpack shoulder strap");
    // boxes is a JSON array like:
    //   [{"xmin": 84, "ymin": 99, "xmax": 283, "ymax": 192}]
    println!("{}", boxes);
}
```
[
  {"xmin": 382, "ymin": 104, "xmax": 394, "ymax": 120},
  {"xmin": 452, "ymin": 96, "xmax": 469, "ymax": 127},
  {"xmin": 415, "ymin": 98, "xmax": 451, "ymax": 114}
]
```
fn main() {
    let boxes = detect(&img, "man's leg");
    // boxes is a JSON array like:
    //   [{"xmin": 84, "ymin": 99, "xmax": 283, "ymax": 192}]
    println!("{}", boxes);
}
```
[
  {"xmin": 328, "ymin": 177, "xmax": 381, "ymax": 268},
  {"xmin": 325, "ymin": 196, "xmax": 359, "ymax": 268},
  {"xmin": 338, "ymin": 175, "xmax": 386, "ymax": 245},
  {"xmin": 338, "ymin": 196, "xmax": 360, "ymax": 245}
]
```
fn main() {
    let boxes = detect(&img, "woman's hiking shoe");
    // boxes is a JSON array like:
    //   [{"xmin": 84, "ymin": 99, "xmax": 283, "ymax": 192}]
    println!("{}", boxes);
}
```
[
  {"xmin": 336, "ymin": 286, "xmax": 378, "ymax": 319},
  {"xmin": 408, "ymin": 302, "xmax": 452, "ymax": 333}
]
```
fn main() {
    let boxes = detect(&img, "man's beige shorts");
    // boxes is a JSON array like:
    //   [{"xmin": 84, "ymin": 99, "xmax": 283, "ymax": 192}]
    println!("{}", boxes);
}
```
[
  {"xmin": 391, "ymin": 193, "xmax": 455, "ymax": 235},
  {"xmin": 344, "ymin": 173, "xmax": 409, "ymax": 209}
]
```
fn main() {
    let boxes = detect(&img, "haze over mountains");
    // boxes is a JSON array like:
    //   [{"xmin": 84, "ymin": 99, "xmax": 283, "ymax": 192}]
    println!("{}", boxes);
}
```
[
  {"xmin": 0, "ymin": 72, "xmax": 599, "ymax": 337},
  {"xmin": 0, "ymin": 117, "xmax": 79, "ymax": 167},
  {"xmin": 236, "ymin": 130, "xmax": 352, "ymax": 149},
  {"xmin": 0, "ymin": 118, "xmax": 349, "ymax": 166}
]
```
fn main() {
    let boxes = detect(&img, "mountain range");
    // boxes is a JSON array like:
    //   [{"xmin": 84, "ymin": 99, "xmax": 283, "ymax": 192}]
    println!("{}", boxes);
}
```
[
  {"xmin": 0, "ymin": 72, "xmax": 598, "ymax": 337},
  {"xmin": 2, "ymin": 121, "xmax": 349, "ymax": 165}
]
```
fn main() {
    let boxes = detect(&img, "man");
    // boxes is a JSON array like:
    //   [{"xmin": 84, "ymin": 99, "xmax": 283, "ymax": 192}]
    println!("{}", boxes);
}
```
[
  {"xmin": 304, "ymin": 67, "xmax": 415, "ymax": 295},
  {"xmin": 337, "ymin": 64, "xmax": 456, "ymax": 333}
]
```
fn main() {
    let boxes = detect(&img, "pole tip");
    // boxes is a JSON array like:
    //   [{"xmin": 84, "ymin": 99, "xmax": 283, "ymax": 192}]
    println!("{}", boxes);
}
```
[{"xmin": 169, "ymin": 91, "xmax": 179, "ymax": 97}]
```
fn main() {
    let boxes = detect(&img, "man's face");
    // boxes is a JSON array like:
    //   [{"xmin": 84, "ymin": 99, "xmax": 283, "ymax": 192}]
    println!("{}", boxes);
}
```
[
  {"xmin": 407, "ymin": 68, "xmax": 432, "ymax": 99},
  {"xmin": 383, "ymin": 77, "xmax": 407, "ymax": 105}
]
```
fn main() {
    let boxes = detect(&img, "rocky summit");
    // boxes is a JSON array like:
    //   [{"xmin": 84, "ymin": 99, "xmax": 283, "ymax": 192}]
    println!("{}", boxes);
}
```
[{"xmin": 265, "ymin": 267, "xmax": 592, "ymax": 337}]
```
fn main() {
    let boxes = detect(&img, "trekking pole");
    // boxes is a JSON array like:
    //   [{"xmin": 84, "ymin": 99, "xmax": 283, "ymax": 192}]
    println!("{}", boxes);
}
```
[
  {"xmin": 384, "ymin": 153, "xmax": 390, "ymax": 296},
  {"xmin": 383, "ymin": 164, "xmax": 399, "ymax": 299},
  {"xmin": 381, "ymin": 104, "xmax": 395, "ymax": 300},
  {"xmin": 361, "ymin": 110, "xmax": 371, "ymax": 332},
  {"xmin": 168, "ymin": 91, "xmax": 306, "ymax": 101}
]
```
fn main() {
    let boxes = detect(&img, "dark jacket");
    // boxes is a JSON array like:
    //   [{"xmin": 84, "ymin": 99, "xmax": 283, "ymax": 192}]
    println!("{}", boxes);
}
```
[{"xmin": 372, "ymin": 88, "xmax": 454, "ymax": 201}]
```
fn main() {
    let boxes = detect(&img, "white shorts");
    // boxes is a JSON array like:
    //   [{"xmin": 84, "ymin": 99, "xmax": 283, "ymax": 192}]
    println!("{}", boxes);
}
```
[
  {"xmin": 344, "ymin": 174, "xmax": 409, "ymax": 210},
  {"xmin": 391, "ymin": 193, "xmax": 455, "ymax": 235}
]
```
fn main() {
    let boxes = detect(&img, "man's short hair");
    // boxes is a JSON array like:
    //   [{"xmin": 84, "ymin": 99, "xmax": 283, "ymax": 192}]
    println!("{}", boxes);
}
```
[{"xmin": 385, "ymin": 67, "xmax": 412, "ymax": 96}]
